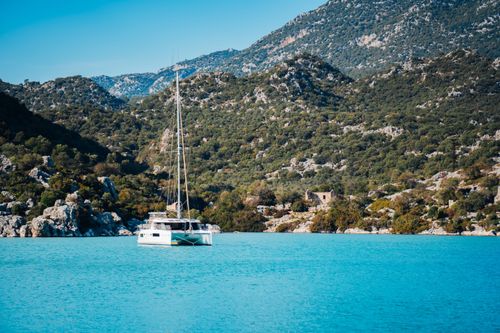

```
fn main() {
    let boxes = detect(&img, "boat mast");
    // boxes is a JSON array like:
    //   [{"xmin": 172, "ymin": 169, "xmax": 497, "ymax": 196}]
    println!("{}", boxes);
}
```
[{"xmin": 176, "ymin": 72, "xmax": 182, "ymax": 219}]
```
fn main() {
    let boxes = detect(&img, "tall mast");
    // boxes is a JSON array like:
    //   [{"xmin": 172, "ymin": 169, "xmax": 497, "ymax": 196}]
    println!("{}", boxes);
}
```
[{"xmin": 176, "ymin": 72, "xmax": 182, "ymax": 219}]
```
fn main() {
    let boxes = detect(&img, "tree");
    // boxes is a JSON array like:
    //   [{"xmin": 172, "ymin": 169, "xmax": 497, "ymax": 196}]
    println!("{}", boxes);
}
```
[{"xmin": 291, "ymin": 199, "xmax": 308, "ymax": 212}]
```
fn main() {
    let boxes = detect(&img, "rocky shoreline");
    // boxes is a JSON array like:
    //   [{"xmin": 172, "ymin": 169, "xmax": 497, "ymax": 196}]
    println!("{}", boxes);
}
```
[
  {"xmin": 0, "ymin": 192, "xmax": 141, "ymax": 238},
  {"xmin": 264, "ymin": 211, "xmax": 499, "ymax": 237}
]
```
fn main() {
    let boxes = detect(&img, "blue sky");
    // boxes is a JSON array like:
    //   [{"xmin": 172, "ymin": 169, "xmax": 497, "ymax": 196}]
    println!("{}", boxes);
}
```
[{"xmin": 0, "ymin": 0, "xmax": 326, "ymax": 83}]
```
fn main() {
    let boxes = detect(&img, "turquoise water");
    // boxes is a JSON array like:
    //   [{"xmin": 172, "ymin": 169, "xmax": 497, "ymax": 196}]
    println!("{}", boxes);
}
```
[{"xmin": 0, "ymin": 234, "xmax": 499, "ymax": 333}]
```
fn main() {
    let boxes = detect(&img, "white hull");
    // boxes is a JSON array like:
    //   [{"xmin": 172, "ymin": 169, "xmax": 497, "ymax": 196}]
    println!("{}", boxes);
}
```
[{"xmin": 138, "ymin": 228, "xmax": 213, "ymax": 246}]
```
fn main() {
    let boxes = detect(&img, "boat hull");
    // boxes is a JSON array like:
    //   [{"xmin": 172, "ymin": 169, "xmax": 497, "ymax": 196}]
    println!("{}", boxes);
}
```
[{"xmin": 137, "ymin": 229, "xmax": 212, "ymax": 246}]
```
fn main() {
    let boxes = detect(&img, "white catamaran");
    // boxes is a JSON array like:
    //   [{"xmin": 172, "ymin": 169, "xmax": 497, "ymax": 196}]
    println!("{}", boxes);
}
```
[{"xmin": 137, "ymin": 72, "xmax": 213, "ymax": 246}]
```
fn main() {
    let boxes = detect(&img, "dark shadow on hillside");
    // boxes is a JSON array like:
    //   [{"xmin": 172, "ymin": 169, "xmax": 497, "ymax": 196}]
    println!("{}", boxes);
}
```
[{"xmin": 0, "ymin": 92, "xmax": 109, "ymax": 158}]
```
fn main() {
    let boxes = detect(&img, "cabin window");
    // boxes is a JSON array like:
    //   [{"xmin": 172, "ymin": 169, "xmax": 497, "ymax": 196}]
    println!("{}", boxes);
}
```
[
  {"xmin": 152, "ymin": 233, "xmax": 160, "ymax": 237},
  {"xmin": 140, "ymin": 234, "xmax": 144, "ymax": 237},
  {"xmin": 323, "ymin": 195, "xmax": 326, "ymax": 200}
]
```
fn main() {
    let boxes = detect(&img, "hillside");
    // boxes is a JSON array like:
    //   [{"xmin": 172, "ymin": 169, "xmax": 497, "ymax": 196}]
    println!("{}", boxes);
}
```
[
  {"xmin": 91, "ymin": 0, "xmax": 499, "ymax": 97},
  {"xmin": 0, "ymin": 93, "xmax": 109, "ymax": 158},
  {"xmin": 0, "ymin": 76, "xmax": 126, "ymax": 111},
  {"xmin": 135, "ymin": 51, "xmax": 499, "ymax": 193},
  {"xmin": 0, "ymin": 76, "xmax": 147, "ymax": 154},
  {"xmin": 0, "ymin": 50, "xmax": 498, "ymax": 236}
]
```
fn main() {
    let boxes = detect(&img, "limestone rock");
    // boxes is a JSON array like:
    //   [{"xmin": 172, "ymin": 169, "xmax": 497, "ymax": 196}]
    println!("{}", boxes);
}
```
[
  {"xmin": 344, "ymin": 227, "xmax": 371, "ymax": 234},
  {"xmin": 19, "ymin": 224, "xmax": 31, "ymax": 237},
  {"xmin": 126, "ymin": 218, "xmax": 144, "ymax": 232},
  {"xmin": 83, "ymin": 229, "xmax": 95, "ymax": 237},
  {"xmin": 420, "ymin": 226, "xmax": 457, "ymax": 236},
  {"xmin": 65, "ymin": 192, "xmax": 80, "ymax": 204},
  {"xmin": 30, "ymin": 202, "xmax": 81, "ymax": 237},
  {"xmin": 98, "ymin": 177, "xmax": 118, "ymax": 200},
  {"xmin": 26, "ymin": 198, "xmax": 34, "ymax": 209},
  {"xmin": 1, "ymin": 191, "xmax": 15, "ymax": 201},
  {"xmin": 117, "ymin": 226, "xmax": 133, "ymax": 236},
  {"xmin": 461, "ymin": 225, "xmax": 496, "ymax": 236},
  {"xmin": 93, "ymin": 212, "xmax": 122, "ymax": 236},
  {"xmin": 0, "ymin": 215, "xmax": 26, "ymax": 237},
  {"xmin": 0, "ymin": 155, "xmax": 15, "ymax": 173},
  {"xmin": 42, "ymin": 155, "xmax": 54, "ymax": 168},
  {"xmin": 28, "ymin": 167, "xmax": 51, "ymax": 188}
]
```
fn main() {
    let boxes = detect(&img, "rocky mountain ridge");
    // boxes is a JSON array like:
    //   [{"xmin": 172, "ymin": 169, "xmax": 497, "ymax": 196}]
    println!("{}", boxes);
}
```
[
  {"xmin": 92, "ymin": 49, "xmax": 240, "ymax": 98},
  {"xmin": 90, "ymin": 0, "xmax": 499, "ymax": 97}
]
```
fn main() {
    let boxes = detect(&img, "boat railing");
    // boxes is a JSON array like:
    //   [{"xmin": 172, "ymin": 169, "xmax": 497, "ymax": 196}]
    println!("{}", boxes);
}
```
[{"xmin": 138, "ymin": 223, "xmax": 172, "ymax": 231}]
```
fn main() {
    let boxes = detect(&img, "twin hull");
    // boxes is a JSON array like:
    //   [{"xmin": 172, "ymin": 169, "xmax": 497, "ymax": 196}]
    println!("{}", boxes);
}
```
[{"xmin": 138, "ymin": 228, "xmax": 212, "ymax": 246}]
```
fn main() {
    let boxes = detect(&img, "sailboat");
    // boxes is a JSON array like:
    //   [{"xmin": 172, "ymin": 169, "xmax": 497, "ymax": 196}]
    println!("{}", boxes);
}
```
[{"xmin": 137, "ymin": 72, "xmax": 213, "ymax": 246}]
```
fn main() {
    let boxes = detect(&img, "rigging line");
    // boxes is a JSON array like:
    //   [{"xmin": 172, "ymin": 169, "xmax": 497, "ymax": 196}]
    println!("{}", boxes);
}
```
[
  {"xmin": 164, "ymin": 96, "xmax": 177, "ymax": 210},
  {"xmin": 179, "ymin": 98, "xmax": 191, "ymax": 219}
]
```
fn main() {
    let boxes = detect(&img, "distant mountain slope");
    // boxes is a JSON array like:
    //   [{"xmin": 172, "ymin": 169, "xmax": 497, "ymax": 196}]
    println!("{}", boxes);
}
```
[
  {"xmin": 92, "ymin": 49, "xmax": 240, "ymax": 98},
  {"xmin": 223, "ymin": 0, "xmax": 500, "ymax": 77},
  {"xmin": 91, "ymin": 0, "xmax": 499, "ymax": 97},
  {"xmin": 0, "ymin": 76, "xmax": 126, "ymax": 111}
]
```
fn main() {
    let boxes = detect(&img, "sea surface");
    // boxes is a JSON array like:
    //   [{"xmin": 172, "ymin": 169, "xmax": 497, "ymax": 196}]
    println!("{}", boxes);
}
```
[{"xmin": 0, "ymin": 234, "xmax": 499, "ymax": 333}]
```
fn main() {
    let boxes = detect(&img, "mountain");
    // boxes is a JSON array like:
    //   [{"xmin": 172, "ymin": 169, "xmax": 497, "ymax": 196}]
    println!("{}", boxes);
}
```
[
  {"xmin": 222, "ymin": 0, "xmax": 500, "ymax": 77},
  {"xmin": 92, "ymin": 49, "xmax": 240, "ymax": 98},
  {"xmin": 0, "ymin": 76, "xmax": 126, "ymax": 111},
  {"xmin": 91, "ymin": 0, "xmax": 499, "ymax": 97}
]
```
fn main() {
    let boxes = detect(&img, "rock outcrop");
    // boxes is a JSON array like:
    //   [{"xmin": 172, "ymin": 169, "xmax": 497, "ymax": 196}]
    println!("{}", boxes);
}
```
[
  {"xmin": 0, "ymin": 215, "xmax": 26, "ymax": 237},
  {"xmin": 461, "ymin": 225, "xmax": 497, "ymax": 236},
  {"xmin": 30, "ymin": 200, "xmax": 81, "ymax": 237},
  {"xmin": 0, "ymin": 155, "xmax": 15, "ymax": 173},
  {"xmin": 98, "ymin": 177, "xmax": 118, "ymax": 200},
  {"xmin": 28, "ymin": 167, "xmax": 51, "ymax": 188}
]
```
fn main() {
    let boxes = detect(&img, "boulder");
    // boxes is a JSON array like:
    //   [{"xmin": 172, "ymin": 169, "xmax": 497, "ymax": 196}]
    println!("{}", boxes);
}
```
[
  {"xmin": 30, "ymin": 202, "xmax": 81, "ymax": 237},
  {"xmin": 26, "ymin": 198, "xmax": 35, "ymax": 209},
  {"xmin": 0, "ymin": 155, "xmax": 15, "ymax": 173},
  {"xmin": 28, "ymin": 167, "xmax": 51, "ymax": 188},
  {"xmin": 461, "ymin": 225, "xmax": 496, "ymax": 236},
  {"xmin": 117, "ymin": 226, "xmax": 133, "ymax": 236},
  {"xmin": 0, "ymin": 215, "xmax": 26, "ymax": 237},
  {"xmin": 65, "ymin": 192, "xmax": 80, "ymax": 204},
  {"xmin": 42, "ymin": 155, "xmax": 54, "ymax": 168},
  {"xmin": 93, "ymin": 212, "xmax": 122, "ymax": 236},
  {"xmin": 1, "ymin": 191, "xmax": 15, "ymax": 201},
  {"xmin": 126, "ymin": 218, "xmax": 144, "ymax": 231},
  {"xmin": 30, "ymin": 217, "xmax": 54, "ymax": 237},
  {"xmin": 207, "ymin": 224, "xmax": 221, "ymax": 233},
  {"xmin": 19, "ymin": 224, "xmax": 31, "ymax": 237},
  {"xmin": 374, "ymin": 228, "xmax": 391, "ymax": 234},
  {"xmin": 420, "ymin": 226, "xmax": 457, "ymax": 236},
  {"xmin": 98, "ymin": 177, "xmax": 118, "ymax": 200},
  {"xmin": 83, "ymin": 229, "xmax": 95, "ymax": 237},
  {"xmin": 343, "ymin": 227, "xmax": 371, "ymax": 234}
]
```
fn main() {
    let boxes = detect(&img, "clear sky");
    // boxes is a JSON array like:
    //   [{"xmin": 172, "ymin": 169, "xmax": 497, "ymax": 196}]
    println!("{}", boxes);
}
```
[{"xmin": 0, "ymin": 0, "xmax": 326, "ymax": 83}]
